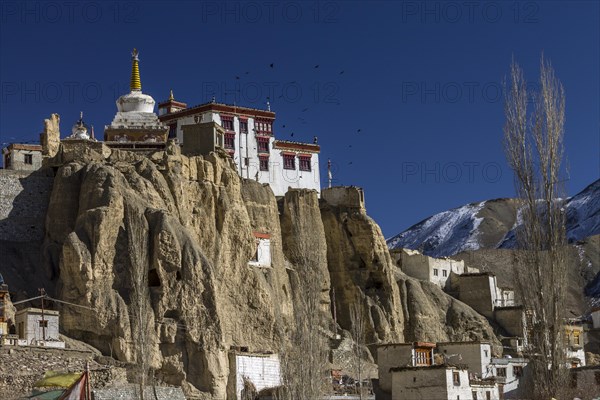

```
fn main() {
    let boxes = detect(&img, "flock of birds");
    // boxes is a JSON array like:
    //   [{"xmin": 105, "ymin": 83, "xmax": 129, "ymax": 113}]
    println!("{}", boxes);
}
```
[
  {"xmin": 225, "ymin": 63, "xmax": 364, "ymax": 167},
  {"xmin": 2, "ymin": 62, "xmax": 364, "ymax": 170}
]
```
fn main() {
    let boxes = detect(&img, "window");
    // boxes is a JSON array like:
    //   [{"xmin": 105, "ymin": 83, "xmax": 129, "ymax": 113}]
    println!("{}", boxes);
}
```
[
  {"xmin": 240, "ymin": 120, "xmax": 248, "ymax": 133},
  {"xmin": 442, "ymin": 269, "xmax": 447, "ymax": 277},
  {"xmin": 433, "ymin": 268, "xmax": 439, "ymax": 276},
  {"xmin": 452, "ymin": 371, "xmax": 460, "ymax": 385},
  {"xmin": 221, "ymin": 116, "xmax": 234, "ymax": 131},
  {"xmin": 486, "ymin": 392, "xmax": 491, "ymax": 400},
  {"xmin": 496, "ymin": 367, "xmax": 506, "ymax": 377},
  {"xmin": 415, "ymin": 349, "xmax": 431, "ymax": 366},
  {"xmin": 38, "ymin": 320, "xmax": 48, "ymax": 328},
  {"xmin": 257, "ymin": 137, "xmax": 269, "ymax": 153},
  {"xmin": 224, "ymin": 133, "xmax": 235, "ymax": 150},
  {"xmin": 484, "ymin": 350, "xmax": 489, "ymax": 357},
  {"xmin": 299, "ymin": 155, "xmax": 311, "ymax": 171},
  {"xmin": 513, "ymin": 366, "xmax": 523, "ymax": 377},
  {"xmin": 259, "ymin": 157, "xmax": 269, "ymax": 172},
  {"xmin": 283, "ymin": 154, "xmax": 295, "ymax": 170},
  {"xmin": 24, "ymin": 154, "xmax": 33, "ymax": 164},
  {"xmin": 169, "ymin": 124, "xmax": 177, "ymax": 139},
  {"xmin": 255, "ymin": 119, "xmax": 273, "ymax": 135},
  {"xmin": 472, "ymin": 392, "xmax": 477, "ymax": 400}
]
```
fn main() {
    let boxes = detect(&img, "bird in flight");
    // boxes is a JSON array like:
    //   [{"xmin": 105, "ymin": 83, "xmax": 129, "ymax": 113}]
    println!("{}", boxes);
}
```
[
  {"xmin": 314, "ymin": 65, "xmax": 319, "ymax": 69},
  {"xmin": 270, "ymin": 63, "xmax": 274, "ymax": 68}
]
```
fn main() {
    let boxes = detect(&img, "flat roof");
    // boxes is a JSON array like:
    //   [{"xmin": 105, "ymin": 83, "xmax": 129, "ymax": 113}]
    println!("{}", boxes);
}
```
[
  {"xmin": 16, "ymin": 307, "xmax": 59, "ymax": 316},
  {"xmin": 390, "ymin": 364, "xmax": 468, "ymax": 373},
  {"xmin": 159, "ymin": 101, "xmax": 276, "ymax": 122},
  {"xmin": 4, "ymin": 143, "xmax": 42, "ymax": 152},
  {"xmin": 437, "ymin": 341, "xmax": 491, "ymax": 346}
]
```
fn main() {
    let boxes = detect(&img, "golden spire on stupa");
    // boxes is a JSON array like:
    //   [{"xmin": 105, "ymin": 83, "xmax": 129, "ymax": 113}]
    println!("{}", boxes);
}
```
[{"xmin": 130, "ymin": 48, "xmax": 142, "ymax": 91}]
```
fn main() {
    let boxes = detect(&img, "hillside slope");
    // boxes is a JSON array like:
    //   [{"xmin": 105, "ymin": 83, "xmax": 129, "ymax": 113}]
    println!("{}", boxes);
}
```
[{"xmin": 387, "ymin": 179, "xmax": 600, "ymax": 258}]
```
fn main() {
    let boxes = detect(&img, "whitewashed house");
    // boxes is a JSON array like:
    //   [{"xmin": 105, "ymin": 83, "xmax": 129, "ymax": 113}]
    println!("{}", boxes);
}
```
[
  {"xmin": 490, "ymin": 357, "xmax": 527, "ymax": 398},
  {"xmin": 227, "ymin": 351, "xmax": 281, "ymax": 400},
  {"xmin": 391, "ymin": 248, "xmax": 468, "ymax": 288},
  {"xmin": 249, "ymin": 232, "xmax": 271, "ymax": 268}
]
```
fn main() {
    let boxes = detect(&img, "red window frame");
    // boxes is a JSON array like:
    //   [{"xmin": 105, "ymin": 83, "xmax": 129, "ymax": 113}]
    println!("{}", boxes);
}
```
[
  {"xmin": 255, "ymin": 118, "xmax": 273, "ymax": 135},
  {"xmin": 221, "ymin": 115, "xmax": 234, "ymax": 131},
  {"xmin": 257, "ymin": 136, "xmax": 270, "ymax": 153},
  {"xmin": 224, "ymin": 132, "xmax": 235, "ymax": 150},
  {"xmin": 259, "ymin": 156, "xmax": 269, "ymax": 171},
  {"xmin": 239, "ymin": 118, "xmax": 248, "ymax": 133},
  {"xmin": 283, "ymin": 154, "xmax": 295, "ymax": 170},
  {"xmin": 299, "ymin": 155, "xmax": 311, "ymax": 171}
]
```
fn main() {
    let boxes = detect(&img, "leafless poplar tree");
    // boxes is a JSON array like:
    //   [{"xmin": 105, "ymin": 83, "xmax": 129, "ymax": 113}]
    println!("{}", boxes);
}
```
[
  {"xmin": 350, "ymin": 303, "xmax": 367, "ymax": 399},
  {"xmin": 125, "ymin": 204, "xmax": 153, "ymax": 400},
  {"xmin": 503, "ymin": 55, "xmax": 568, "ymax": 399}
]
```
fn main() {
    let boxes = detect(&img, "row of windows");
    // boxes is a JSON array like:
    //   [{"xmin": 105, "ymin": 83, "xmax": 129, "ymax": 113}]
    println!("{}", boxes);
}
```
[
  {"xmin": 283, "ymin": 154, "xmax": 312, "ymax": 171},
  {"xmin": 221, "ymin": 115, "xmax": 271, "ymax": 134},
  {"xmin": 433, "ymin": 268, "xmax": 448, "ymax": 277}
]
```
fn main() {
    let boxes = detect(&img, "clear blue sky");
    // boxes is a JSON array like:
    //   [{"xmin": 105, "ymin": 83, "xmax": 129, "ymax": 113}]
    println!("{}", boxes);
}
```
[{"xmin": 1, "ymin": 1, "xmax": 598, "ymax": 237}]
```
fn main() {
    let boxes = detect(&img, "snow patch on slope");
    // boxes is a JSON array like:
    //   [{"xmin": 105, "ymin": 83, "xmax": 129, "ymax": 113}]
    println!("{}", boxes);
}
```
[
  {"xmin": 388, "ymin": 179, "xmax": 600, "ymax": 257},
  {"xmin": 387, "ymin": 201, "xmax": 486, "ymax": 258}
]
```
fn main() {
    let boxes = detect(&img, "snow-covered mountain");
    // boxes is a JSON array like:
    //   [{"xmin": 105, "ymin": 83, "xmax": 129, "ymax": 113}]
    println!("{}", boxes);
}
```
[{"xmin": 387, "ymin": 179, "xmax": 600, "ymax": 258}]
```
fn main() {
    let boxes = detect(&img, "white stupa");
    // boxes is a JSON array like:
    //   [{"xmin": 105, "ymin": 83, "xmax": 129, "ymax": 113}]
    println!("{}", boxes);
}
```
[
  {"xmin": 64, "ymin": 112, "xmax": 93, "ymax": 140},
  {"xmin": 104, "ymin": 49, "xmax": 168, "ymax": 143}
]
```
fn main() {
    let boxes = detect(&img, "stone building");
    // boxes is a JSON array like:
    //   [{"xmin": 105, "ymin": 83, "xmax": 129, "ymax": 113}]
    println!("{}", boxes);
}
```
[
  {"xmin": 158, "ymin": 95, "xmax": 321, "ymax": 197},
  {"xmin": 436, "ymin": 341, "xmax": 494, "ymax": 378},
  {"xmin": 390, "ymin": 365, "xmax": 474, "ymax": 400},
  {"xmin": 2, "ymin": 144, "xmax": 42, "ymax": 171},
  {"xmin": 376, "ymin": 342, "xmax": 436, "ymax": 394},
  {"xmin": 565, "ymin": 322, "xmax": 586, "ymax": 367},
  {"xmin": 15, "ymin": 307, "xmax": 65, "ymax": 348}
]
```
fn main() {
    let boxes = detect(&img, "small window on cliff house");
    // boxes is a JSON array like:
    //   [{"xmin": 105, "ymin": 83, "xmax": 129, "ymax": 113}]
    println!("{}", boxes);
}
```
[
  {"xmin": 38, "ymin": 320, "xmax": 48, "ymax": 328},
  {"xmin": 24, "ymin": 154, "xmax": 33, "ymax": 164},
  {"xmin": 433, "ymin": 268, "xmax": 439, "ymax": 276},
  {"xmin": 442, "ymin": 269, "xmax": 447, "ymax": 277}
]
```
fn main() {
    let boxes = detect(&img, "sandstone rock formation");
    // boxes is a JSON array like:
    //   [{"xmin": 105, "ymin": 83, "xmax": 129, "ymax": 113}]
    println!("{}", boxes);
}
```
[
  {"xmin": 40, "ymin": 113, "xmax": 61, "ymax": 158},
  {"xmin": 21, "ymin": 143, "xmax": 500, "ymax": 398}
]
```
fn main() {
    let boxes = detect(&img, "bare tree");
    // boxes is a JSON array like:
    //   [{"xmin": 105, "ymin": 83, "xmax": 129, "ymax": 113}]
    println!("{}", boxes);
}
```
[
  {"xmin": 279, "ymin": 266, "xmax": 330, "ymax": 400},
  {"xmin": 503, "ymin": 55, "xmax": 568, "ymax": 399},
  {"xmin": 350, "ymin": 303, "xmax": 367, "ymax": 399},
  {"xmin": 125, "ymin": 204, "xmax": 153, "ymax": 400}
]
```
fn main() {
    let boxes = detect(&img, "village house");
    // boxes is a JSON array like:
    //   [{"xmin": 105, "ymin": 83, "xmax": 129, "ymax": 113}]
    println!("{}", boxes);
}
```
[
  {"xmin": 390, "ymin": 365, "xmax": 478, "ymax": 400},
  {"xmin": 490, "ymin": 357, "xmax": 527, "ymax": 398},
  {"xmin": 390, "ymin": 248, "xmax": 472, "ymax": 289},
  {"xmin": 14, "ymin": 307, "xmax": 65, "ymax": 348},
  {"xmin": 1, "ymin": 144, "xmax": 42, "ymax": 171},
  {"xmin": 376, "ymin": 342, "xmax": 436, "ymax": 393},
  {"xmin": 436, "ymin": 341, "xmax": 494, "ymax": 378}
]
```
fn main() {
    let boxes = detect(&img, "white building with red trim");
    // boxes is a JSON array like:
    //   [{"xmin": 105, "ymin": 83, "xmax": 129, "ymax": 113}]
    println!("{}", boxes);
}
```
[{"xmin": 158, "ymin": 96, "xmax": 321, "ymax": 197}]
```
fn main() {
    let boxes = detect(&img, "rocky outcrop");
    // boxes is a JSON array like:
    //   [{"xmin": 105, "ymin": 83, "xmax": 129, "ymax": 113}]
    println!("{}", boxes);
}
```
[
  {"xmin": 25, "ymin": 143, "xmax": 500, "ymax": 398},
  {"xmin": 40, "ymin": 113, "xmax": 61, "ymax": 158}
]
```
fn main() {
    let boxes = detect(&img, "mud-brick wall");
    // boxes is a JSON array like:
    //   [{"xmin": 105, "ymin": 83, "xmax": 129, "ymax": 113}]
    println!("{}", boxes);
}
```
[{"xmin": 0, "ymin": 169, "xmax": 54, "ymax": 241}]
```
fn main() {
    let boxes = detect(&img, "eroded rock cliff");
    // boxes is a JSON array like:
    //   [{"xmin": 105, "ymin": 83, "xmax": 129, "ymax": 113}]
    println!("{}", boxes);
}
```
[{"xmin": 35, "ymin": 143, "xmax": 498, "ymax": 398}]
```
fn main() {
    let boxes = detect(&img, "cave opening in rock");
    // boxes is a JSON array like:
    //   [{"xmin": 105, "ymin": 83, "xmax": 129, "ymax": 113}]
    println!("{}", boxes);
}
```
[{"xmin": 148, "ymin": 269, "xmax": 161, "ymax": 287}]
